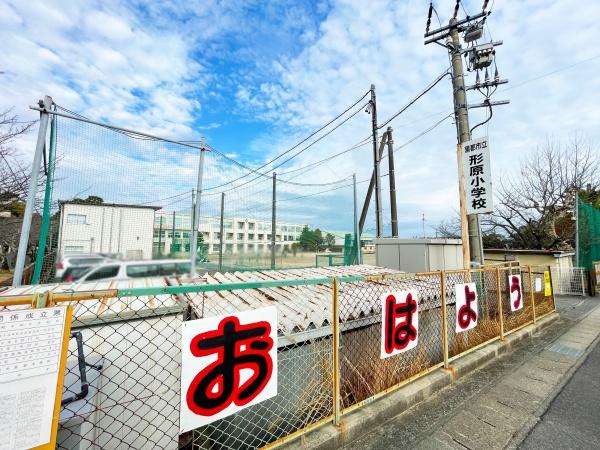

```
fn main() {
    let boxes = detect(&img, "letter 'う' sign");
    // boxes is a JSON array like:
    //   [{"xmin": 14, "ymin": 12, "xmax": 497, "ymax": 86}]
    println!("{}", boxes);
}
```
[
  {"xmin": 455, "ymin": 283, "xmax": 478, "ymax": 333},
  {"xmin": 180, "ymin": 306, "xmax": 278, "ymax": 432},
  {"xmin": 509, "ymin": 274, "xmax": 523, "ymax": 312},
  {"xmin": 381, "ymin": 290, "xmax": 419, "ymax": 359}
]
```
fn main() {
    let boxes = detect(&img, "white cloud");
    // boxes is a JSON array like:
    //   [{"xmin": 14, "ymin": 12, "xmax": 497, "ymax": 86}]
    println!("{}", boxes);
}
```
[{"xmin": 234, "ymin": 0, "xmax": 600, "ymax": 235}]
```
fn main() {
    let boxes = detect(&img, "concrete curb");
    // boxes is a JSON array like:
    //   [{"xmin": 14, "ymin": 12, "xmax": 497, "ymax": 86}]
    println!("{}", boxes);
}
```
[{"xmin": 281, "ymin": 312, "xmax": 560, "ymax": 450}]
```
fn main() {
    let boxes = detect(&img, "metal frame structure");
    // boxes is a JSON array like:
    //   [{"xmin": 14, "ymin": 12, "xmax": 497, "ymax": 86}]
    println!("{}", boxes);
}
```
[{"xmin": 0, "ymin": 265, "xmax": 556, "ymax": 449}]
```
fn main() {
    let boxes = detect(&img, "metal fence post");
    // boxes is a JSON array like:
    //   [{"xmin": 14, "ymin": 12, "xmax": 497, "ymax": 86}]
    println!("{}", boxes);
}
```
[
  {"xmin": 219, "ymin": 192, "xmax": 225, "ymax": 272},
  {"xmin": 496, "ymin": 267, "xmax": 505, "ymax": 340},
  {"xmin": 528, "ymin": 265, "xmax": 537, "ymax": 324},
  {"xmin": 440, "ymin": 271, "xmax": 449, "ymax": 368},
  {"xmin": 332, "ymin": 277, "xmax": 341, "ymax": 426},
  {"xmin": 547, "ymin": 265, "xmax": 557, "ymax": 313},
  {"xmin": 14, "ymin": 96, "xmax": 53, "ymax": 286},
  {"xmin": 190, "ymin": 138, "xmax": 206, "ymax": 276}
]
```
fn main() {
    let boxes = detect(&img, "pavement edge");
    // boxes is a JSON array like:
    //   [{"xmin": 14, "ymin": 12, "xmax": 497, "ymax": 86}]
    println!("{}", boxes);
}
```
[{"xmin": 280, "ymin": 312, "xmax": 560, "ymax": 450}]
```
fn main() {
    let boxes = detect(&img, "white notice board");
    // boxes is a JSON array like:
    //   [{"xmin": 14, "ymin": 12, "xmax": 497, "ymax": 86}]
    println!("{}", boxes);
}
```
[{"xmin": 0, "ymin": 306, "xmax": 72, "ymax": 450}]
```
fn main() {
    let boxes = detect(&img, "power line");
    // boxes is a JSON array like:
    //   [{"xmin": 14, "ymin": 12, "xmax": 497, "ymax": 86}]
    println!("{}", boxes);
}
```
[{"xmin": 377, "ymin": 68, "xmax": 451, "ymax": 130}]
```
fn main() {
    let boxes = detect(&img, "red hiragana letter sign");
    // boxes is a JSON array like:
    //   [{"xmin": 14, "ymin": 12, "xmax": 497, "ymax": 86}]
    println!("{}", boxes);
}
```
[
  {"xmin": 455, "ymin": 282, "xmax": 478, "ymax": 333},
  {"xmin": 509, "ymin": 274, "xmax": 523, "ymax": 312},
  {"xmin": 380, "ymin": 290, "xmax": 419, "ymax": 359},
  {"xmin": 180, "ymin": 306, "xmax": 277, "ymax": 432}
]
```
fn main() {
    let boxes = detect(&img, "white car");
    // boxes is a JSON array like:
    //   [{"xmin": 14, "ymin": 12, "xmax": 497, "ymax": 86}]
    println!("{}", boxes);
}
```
[
  {"xmin": 55, "ymin": 254, "xmax": 112, "ymax": 279},
  {"xmin": 76, "ymin": 259, "xmax": 192, "ymax": 282}
]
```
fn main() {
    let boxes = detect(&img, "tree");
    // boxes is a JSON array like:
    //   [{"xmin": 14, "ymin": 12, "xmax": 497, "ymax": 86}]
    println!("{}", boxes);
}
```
[
  {"xmin": 298, "ymin": 225, "xmax": 325, "ymax": 251},
  {"xmin": 72, "ymin": 195, "xmax": 104, "ymax": 205},
  {"xmin": 0, "ymin": 108, "xmax": 36, "ymax": 215},
  {"xmin": 435, "ymin": 136, "xmax": 599, "ymax": 251},
  {"xmin": 483, "ymin": 136, "xmax": 599, "ymax": 250},
  {"xmin": 324, "ymin": 232, "xmax": 336, "ymax": 250}
]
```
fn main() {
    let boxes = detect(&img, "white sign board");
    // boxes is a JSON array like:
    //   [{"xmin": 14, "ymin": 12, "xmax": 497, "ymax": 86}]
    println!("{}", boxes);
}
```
[
  {"xmin": 535, "ymin": 277, "xmax": 542, "ymax": 292},
  {"xmin": 463, "ymin": 136, "xmax": 494, "ymax": 215},
  {"xmin": 455, "ymin": 283, "xmax": 479, "ymax": 333},
  {"xmin": 381, "ymin": 290, "xmax": 419, "ymax": 359},
  {"xmin": 509, "ymin": 274, "xmax": 524, "ymax": 312},
  {"xmin": 0, "ymin": 306, "xmax": 68, "ymax": 450},
  {"xmin": 180, "ymin": 306, "xmax": 278, "ymax": 432}
]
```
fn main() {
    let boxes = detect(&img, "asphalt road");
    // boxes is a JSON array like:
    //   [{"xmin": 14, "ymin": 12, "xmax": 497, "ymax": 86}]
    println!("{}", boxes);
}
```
[
  {"xmin": 519, "ymin": 330, "xmax": 600, "ymax": 449},
  {"xmin": 341, "ymin": 296, "xmax": 599, "ymax": 450}
]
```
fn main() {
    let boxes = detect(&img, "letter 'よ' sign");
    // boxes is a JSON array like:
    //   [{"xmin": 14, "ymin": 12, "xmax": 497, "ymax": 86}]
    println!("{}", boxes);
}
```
[
  {"xmin": 509, "ymin": 274, "xmax": 523, "ymax": 312},
  {"xmin": 455, "ymin": 283, "xmax": 478, "ymax": 333},
  {"xmin": 381, "ymin": 290, "xmax": 419, "ymax": 359},
  {"xmin": 180, "ymin": 306, "xmax": 278, "ymax": 432}
]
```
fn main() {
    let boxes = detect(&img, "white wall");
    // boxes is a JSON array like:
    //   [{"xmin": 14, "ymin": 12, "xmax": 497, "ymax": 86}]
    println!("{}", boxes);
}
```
[{"xmin": 60, "ymin": 204, "xmax": 155, "ymax": 260}]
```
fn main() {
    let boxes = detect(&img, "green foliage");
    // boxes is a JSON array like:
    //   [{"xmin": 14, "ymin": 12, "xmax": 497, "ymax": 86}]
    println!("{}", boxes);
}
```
[
  {"xmin": 299, "ymin": 225, "xmax": 326, "ymax": 251},
  {"xmin": 72, "ymin": 195, "xmax": 104, "ymax": 205}
]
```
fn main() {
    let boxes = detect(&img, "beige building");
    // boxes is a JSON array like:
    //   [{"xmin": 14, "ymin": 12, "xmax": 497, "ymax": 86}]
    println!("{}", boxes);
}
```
[{"xmin": 483, "ymin": 248, "xmax": 574, "ymax": 269}]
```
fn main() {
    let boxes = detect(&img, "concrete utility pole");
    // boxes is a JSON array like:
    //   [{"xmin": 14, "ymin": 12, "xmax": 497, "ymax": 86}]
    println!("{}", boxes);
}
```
[
  {"xmin": 14, "ymin": 96, "xmax": 52, "ymax": 286},
  {"xmin": 219, "ymin": 192, "xmax": 225, "ymax": 272},
  {"xmin": 386, "ymin": 127, "xmax": 398, "ymax": 237},
  {"xmin": 370, "ymin": 84, "xmax": 384, "ymax": 238},
  {"xmin": 449, "ymin": 19, "xmax": 483, "ymax": 266}
]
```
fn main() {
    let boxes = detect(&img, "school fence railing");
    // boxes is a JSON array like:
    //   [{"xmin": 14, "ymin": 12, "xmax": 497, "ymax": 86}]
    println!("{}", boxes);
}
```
[
  {"xmin": 0, "ymin": 265, "xmax": 556, "ymax": 450},
  {"xmin": 550, "ymin": 267, "xmax": 589, "ymax": 296}
]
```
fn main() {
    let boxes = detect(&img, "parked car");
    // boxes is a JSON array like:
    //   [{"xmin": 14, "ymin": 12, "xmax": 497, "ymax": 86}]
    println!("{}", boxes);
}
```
[
  {"xmin": 55, "ymin": 254, "xmax": 113, "ymax": 279},
  {"xmin": 59, "ymin": 265, "xmax": 94, "ymax": 283},
  {"xmin": 76, "ymin": 259, "xmax": 192, "ymax": 282}
]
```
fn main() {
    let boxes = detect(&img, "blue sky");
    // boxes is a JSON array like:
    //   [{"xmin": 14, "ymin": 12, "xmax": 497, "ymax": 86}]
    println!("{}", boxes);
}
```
[{"xmin": 1, "ymin": 0, "xmax": 599, "ymax": 236}]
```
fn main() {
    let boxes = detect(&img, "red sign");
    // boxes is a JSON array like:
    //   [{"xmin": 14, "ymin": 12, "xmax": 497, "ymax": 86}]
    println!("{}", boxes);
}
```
[
  {"xmin": 380, "ymin": 290, "xmax": 419, "ymax": 359},
  {"xmin": 180, "ymin": 306, "xmax": 278, "ymax": 432}
]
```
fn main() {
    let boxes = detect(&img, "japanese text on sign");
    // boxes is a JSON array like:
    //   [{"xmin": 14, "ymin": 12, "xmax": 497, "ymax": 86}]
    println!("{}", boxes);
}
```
[
  {"xmin": 0, "ymin": 307, "xmax": 69, "ymax": 450},
  {"xmin": 455, "ymin": 283, "xmax": 479, "ymax": 333},
  {"xmin": 180, "ymin": 306, "xmax": 278, "ymax": 432},
  {"xmin": 380, "ymin": 290, "xmax": 419, "ymax": 359},
  {"xmin": 509, "ymin": 274, "xmax": 523, "ymax": 312},
  {"xmin": 462, "ymin": 137, "xmax": 494, "ymax": 215}
]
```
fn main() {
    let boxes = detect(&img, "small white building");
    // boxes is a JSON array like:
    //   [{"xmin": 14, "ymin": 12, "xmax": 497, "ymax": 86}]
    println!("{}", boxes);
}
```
[{"xmin": 58, "ymin": 202, "xmax": 159, "ymax": 260}]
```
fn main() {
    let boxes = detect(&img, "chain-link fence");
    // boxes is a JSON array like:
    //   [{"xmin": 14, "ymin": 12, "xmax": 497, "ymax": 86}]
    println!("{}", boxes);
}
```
[
  {"xmin": 443, "ymin": 268, "xmax": 501, "ymax": 360},
  {"xmin": 12, "ymin": 103, "xmax": 363, "ymax": 286},
  {"xmin": 0, "ymin": 265, "xmax": 556, "ymax": 449}
]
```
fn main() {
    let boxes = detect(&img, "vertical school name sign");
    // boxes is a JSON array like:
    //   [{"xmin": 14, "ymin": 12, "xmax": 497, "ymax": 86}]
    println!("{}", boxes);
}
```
[{"xmin": 462, "ymin": 137, "xmax": 494, "ymax": 215}]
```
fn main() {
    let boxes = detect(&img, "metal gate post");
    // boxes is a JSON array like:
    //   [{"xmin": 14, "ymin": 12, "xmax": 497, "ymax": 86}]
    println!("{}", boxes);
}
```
[
  {"xmin": 332, "ymin": 278, "xmax": 341, "ymax": 426},
  {"xmin": 440, "ymin": 271, "xmax": 449, "ymax": 368},
  {"xmin": 528, "ymin": 266, "xmax": 537, "ymax": 323},
  {"xmin": 496, "ymin": 267, "xmax": 505, "ymax": 340}
]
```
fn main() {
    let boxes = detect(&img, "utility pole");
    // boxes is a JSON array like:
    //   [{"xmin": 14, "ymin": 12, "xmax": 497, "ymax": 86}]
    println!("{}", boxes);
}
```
[
  {"xmin": 190, "ymin": 137, "xmax": 206, "ymax": 277},
  {"xmin": 424, "ymin": 3, "xmax": 508, "ymax": 268},
  {"xmin": 449, "ymin": 19, "xmax": 483, "ymax": 265},
  {"xmin": 370, "ymin": 84, "xmax": 384, "ymax": 238},
  {"xmin": 386, "ymin": 127, "xmax": 398, "ymax": 237},
  {"xmin": 352, "ymin": 173, "xmax": 362, "ymax": 264},
  {"xmin": 157, "ymin": 215, "xmax": 163, "ymax": 258},
  {"xmin": 14, "ymin": 96, "xmax": 52, "ymax": 286},
  {"xmin": 171, "ymin": 211, "xmax": 176, "ymax": 257}
]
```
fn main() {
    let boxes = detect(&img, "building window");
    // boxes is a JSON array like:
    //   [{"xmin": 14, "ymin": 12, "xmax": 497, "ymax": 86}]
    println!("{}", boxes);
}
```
[
  {"xmin": 64, "ymin": 245, "xmax": 84, "ymax": 254},
  {"xmin": 212, "ymin": 244, "xmax": 220, "ymax": 252},
  {"xmin": 67, "ymin": 214, "xmax": 86, "ymax": 225},
  {"xmin": 237, "ymin": 244, "xmax": 244, "ymax": 251},
  {"xmin": 238, "ymin": 222, "xmax": 245, "ymax": 230},
  {"xmin": 248, "ymin": 233, "xmax": 254, "ymax": 240},
  {"xmin": 237, "ymin": 233, "xmax": 244, "ymax": 240},
  {"xmin": 248, "ymin": 222, "xmax": 255, "ymax": 230},
  {"xmin": 258, "ymin": 234, "xmax": 264, "ymax": 240},
  {"xmin": 227, "ymin": 233, "xmax": 233, "ymax": 240}
]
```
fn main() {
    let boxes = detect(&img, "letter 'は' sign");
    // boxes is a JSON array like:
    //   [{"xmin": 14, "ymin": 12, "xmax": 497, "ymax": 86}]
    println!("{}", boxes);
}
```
[
  {"xmin": 455, "ymin": 283, "xmax": 478, "ymax": 333},
  {"xmin": 509, "ymin": 274, "xmax": 523, "ymax": 312},
  {"xmin": 180, "ymin": 306, "xmax": 278, "ymax": 432},
  {"xmin": 381, "ymin": 290, "xmax": 419, "ymax": 359}
]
